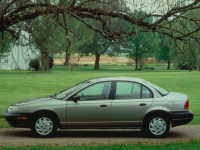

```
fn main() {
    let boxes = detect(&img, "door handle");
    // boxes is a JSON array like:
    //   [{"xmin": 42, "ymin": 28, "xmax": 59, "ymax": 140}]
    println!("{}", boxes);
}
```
[
  {"xmin": 100, "ymin": 104, "xmax": 107, "ymax": 107},
  {"xmin": 139, "ymin": 103, "xmax": 146, "ymax": 106}
]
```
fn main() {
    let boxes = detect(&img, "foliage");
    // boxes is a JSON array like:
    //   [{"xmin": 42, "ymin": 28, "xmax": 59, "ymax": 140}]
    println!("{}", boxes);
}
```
[
  {"xmin": 24, "ymin": 15, "xmax": 66, "ymax": 71},
  {"xmin": 121, "ymin": 11, "xmax": 159, "ymax": 70},
  {"xmin": 0, "ymin": 31, "xmax": 15, "ymax": 58},
  {"xmin": 169, "ymin": 8, "xmax": 200, "ymax": 71},
  {"xmin": 77, "ymin": 31, "xmax": 120, "ymax": 69},
  {"xmin": 68, "ymin": 19, "xmax": 94, "ymax": 53},
  {"xmin": 143, "ymin": 66, "xmax": 155, "ymax": 70},
  {"xmin": 48, "ymin": 56, "xmax": 54, "ymax": 69},
  {"xmin": 29, "ymin": 56, "xmax": 54, "ymax": 71},
  {"xmin": 157, "ymin": 35, "xmax": 171, "ymax": 61},
  {"xmin": 29, "ymin": 58, "xmax": 40, "ymax": 71},
  {"xmin": 177, "ymin": 62, "xmax": 196, "ymax": 71},
  {"xmin": 1, "ymin": 0, "xmax": 200, "ymax": 43}
]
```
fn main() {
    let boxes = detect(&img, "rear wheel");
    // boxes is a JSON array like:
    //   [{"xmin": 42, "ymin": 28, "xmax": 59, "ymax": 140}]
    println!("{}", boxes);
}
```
[
  {"xmin": 143, "ymin": 115, "xmax": 170, "ymax": 138},
  {"xmin": 31, "ymin": 114, "xmax": 57, "ymax": 137}
]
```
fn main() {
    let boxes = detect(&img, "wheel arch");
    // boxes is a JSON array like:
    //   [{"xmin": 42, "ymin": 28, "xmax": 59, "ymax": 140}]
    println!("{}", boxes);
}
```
[
  {"xmin": 142, "ymin": 110, "xmax": 172, "ymax": 126},
  {"xmin": 32, "ymin": 109, "xmax": 61, "ymax": 128}
]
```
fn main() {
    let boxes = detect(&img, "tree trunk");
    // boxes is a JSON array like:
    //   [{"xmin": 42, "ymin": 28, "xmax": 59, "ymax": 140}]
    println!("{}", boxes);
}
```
[
  {"xmin": 167, "ymin": 60, "xmax": 170, "ymax": 70},
  {"xmin": 135, "ymin": 57, "xmax": 139, "ymax": 70},
  {"xmin": 135, "ymin": 47, "xmax": 139, "ymax": 70},
  {"xmin": 39, "ymin": 51, "xmax": 50, "ymax": 71},
  {"xmin": 64, "ymin": 52, "xmax": 71, "ymax": 66},
  {"xmin": 94, "ymin": 52, "xmax": 101, "ymax": 70},
  {"xmin": 62, "ymin": 13, "xmax": 71, "ymax": 66}
]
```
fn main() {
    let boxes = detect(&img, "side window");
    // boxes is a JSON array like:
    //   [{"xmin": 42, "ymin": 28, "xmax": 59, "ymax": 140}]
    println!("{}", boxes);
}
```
[
  {"xmin": 115, "ymin": 82, "xmax": 141, "ymax": 99},
  {"xmin": 76, "ymin": 82, "xmax": 111, "ymax": 101},
  {"xmin": 141, "ymin": 86, "xmax": 153, "ymax": 98}
]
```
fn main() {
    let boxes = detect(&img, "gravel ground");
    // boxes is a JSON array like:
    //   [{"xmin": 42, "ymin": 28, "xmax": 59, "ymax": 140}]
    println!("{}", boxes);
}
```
[{"xmin": 0, "ymin": 125, "xmax": 200, "ymax": 146}]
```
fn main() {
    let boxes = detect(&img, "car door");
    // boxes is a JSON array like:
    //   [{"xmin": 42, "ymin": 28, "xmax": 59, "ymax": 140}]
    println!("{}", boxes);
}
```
[
  {"xmin": 111, "ymin": 81, "xmax": 153, "ymax": 126},
  {"xmin": 66, "ymin": 81, "xmax": 112, "ymax": 127}
]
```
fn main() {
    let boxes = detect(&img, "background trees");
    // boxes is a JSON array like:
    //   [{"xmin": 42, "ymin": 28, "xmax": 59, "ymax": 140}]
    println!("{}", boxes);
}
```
[
  {"xmin": 1, "ymin": 0, "xmax": 200, "ymax": 41},
  {"xmin": 78, "ymin": 32, "xmax": 120, "ymax": 70},
  {"xmin": 157, "ymin": 34, "xmax": 172, "ymax": 70},
  {"xmin": 0, "ymin": 31, "xmax": 14, "ymax": 59},
  {"xmin": 24, "ymin": 15, "xmax": 67, "ymax": 71},
  {"xmin": 1, "ymin": 0, "xmax": 200, "ymax": 71},
  {"xmin": 121, "ymin": 11, "xmax": 159, "ymax": 70}
]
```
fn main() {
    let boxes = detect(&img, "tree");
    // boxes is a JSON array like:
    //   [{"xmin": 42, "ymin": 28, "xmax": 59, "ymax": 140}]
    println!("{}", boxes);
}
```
[
  {"xmin": 24, "ymin": 15, "xmax": 67, "ymax": 71},
  {"xmin": 173, "ymin": 39, "xmax": 198, "ymax": 71},
  {"xmin": 1, "ymin": 0, "xmax": 200, "ymax": 70},
  {"xmin": 78, "ymin": 32, "xmax": 119, "ymax": 70},
  {"xmin": 157, "ymin": 35, "xmax": 172, "ymax": 70},
  {"xmin": 1, "ymin": 0, "xmax": 200, "ymax": 43},
  {"xmin": 64, "ymin": 17, "xmax": 94, "ymax": 66},
  {"xmin": 0, "ymin": 31, "xmax": 14, "ymax": 59},
  {"xmin": 122, "ymin": 11, "xmax": 159, "ymax": 70},
  {"xmin": 169, "ymin": 6, "xmax": 200, "ymax": 71},
  {"xmin": 123, "ymin": 31, "xmax": 159, "ymax": 70}
]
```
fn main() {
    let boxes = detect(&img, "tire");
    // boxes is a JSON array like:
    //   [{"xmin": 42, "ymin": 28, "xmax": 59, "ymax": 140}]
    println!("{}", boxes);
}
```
[
  {"xmin": 31, "ymin": 114, "xmax": 57, "ymax": 138},
  {"xmin": 143, "ymin": 115, "xmax": 170, "ymax": 138}
]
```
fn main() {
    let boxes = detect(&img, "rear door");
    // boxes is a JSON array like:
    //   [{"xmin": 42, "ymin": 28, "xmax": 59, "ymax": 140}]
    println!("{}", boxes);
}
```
[{"xmin": 111, "ymin": 81, "xmax": 153, "ymax": 126}]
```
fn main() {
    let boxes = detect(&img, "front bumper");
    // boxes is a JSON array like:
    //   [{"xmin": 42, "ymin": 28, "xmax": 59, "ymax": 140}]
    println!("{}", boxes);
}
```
[
  {"xmin": 2, "ymin": 111, "xmax": 32, "ymax": 128},
  {"xmin": 169, "ymin": 110, "xmax": 194, "ymax": 127}
]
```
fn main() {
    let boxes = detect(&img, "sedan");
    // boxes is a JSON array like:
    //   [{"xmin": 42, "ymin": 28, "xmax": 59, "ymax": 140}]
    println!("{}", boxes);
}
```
[{"xmin": 3, "ymin": 77, "xmax": 193, "ymax": 138}]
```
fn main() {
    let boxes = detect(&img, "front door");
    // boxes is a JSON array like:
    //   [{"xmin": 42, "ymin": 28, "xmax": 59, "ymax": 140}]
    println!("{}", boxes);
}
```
[{"xmin": 67, "ymin": 82, "xmax": 112, "ymax": 127}]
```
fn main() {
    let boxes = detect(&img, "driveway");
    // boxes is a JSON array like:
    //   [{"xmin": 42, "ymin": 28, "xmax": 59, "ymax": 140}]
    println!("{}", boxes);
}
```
[{"xmin": 0, "ymin": 125, "xmax": 200, "ymax": 146}]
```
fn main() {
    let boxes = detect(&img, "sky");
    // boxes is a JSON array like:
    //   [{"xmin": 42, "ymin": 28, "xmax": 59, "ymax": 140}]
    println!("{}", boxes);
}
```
[{"xmin": 125, "ymin": 0, "xmax": 193, "ymax": 14}]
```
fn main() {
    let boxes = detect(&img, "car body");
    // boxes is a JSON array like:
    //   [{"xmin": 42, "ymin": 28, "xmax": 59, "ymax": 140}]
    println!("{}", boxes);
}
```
[{"xmin": 3, "ymin": 77, "xmax": 193, "ymax": 138}]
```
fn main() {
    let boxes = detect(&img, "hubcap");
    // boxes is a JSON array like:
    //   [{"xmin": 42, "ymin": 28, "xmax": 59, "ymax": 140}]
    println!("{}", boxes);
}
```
[
  {"xmin": 149, "ymin": 117, "xmax": 166, "ymax": 135},
  {"xmin": 35, "ymin": 117, "xmax": 53, "ymax": 135}
]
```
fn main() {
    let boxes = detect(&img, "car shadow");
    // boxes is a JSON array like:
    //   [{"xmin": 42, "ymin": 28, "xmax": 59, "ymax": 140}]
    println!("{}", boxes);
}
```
[{"xmin": 6, "ymin": 129, "xmax": 187, "ymax": 139}]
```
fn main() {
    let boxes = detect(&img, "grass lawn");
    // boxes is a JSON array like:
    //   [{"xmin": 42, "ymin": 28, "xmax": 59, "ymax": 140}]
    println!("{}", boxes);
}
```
[
  {"xmin": 1, "ymin": 140, "xmax": 200, "ymax": 149},
  {"xmin": 0, "ymin": 64, "xmax": 200, "ymax": 125}
]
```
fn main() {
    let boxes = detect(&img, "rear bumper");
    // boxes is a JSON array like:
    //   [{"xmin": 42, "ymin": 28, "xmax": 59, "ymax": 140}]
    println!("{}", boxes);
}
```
[
  {"xmin": 169, "ymin": 110, "xmax": 193, "ymax": 127},
  {"xmin": 2, "ymin": 111, "xmax": 32, "ymax": 128}
]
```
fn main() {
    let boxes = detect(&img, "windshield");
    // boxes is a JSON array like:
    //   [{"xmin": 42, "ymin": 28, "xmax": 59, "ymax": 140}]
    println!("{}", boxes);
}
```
[
  {"xmin": 52, "ymin": 80, "xmax": 91, "ymax": 100},
  {"xmin": 146, "ymin": 81, "xmax": 169, "ymax": 96}
]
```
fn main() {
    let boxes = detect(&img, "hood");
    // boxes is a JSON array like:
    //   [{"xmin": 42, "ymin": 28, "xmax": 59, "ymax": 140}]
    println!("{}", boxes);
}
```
[{"xmin": 11, "ymin": 96, "xmax": 53, "ymax": 106}]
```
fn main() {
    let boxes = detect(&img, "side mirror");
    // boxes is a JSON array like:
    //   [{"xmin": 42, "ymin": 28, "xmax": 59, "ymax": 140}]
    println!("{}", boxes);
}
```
[{"xmin": 72, "ymin": 95, "xmax": 80, "ymax": 102}]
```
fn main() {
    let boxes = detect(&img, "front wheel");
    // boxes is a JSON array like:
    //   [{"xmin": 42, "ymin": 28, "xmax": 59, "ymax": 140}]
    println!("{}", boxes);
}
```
[
  {"xmin": 143, "ymin": 115, "xmax": 170, "ymax": 138},
  {"xmin": 31, "ymin": 114, "xmax": 57, "ymax": 137}
]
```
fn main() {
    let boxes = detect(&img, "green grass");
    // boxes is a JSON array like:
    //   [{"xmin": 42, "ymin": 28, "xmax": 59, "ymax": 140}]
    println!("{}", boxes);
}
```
[
  {"xmin": 1, "ymin": 140, "xmax": 200, "ymax": 149},
  {"xmin": 0, "ymin": 64, "xmax": 200, "ymax": 126}
]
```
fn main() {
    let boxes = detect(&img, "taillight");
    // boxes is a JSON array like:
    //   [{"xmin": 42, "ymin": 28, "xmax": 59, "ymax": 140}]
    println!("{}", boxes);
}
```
[{"xmin": 184, "ymin": 100, "xmax": 189, "ymax": 110}]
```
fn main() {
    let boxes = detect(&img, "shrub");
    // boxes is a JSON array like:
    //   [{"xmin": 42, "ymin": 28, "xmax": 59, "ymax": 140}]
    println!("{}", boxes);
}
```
[
  {"xmin": 177, "ymin": 62, "xmax": 196, "ymax": 71},
  {"xmin": 29, "ymin": 58, "xmax": 39, "ymax": 71},
  {"xmin": 29, "ymin": 56, "xmax": 54, "ymax": 70},
  {"xmin": 83, "ymin": 64, "xmax": 89, "ymax": 66},
  {"xmin": 48, "ymin": 56, "xmax": 54, "ymax": 69},
  {"xmin": 143, "ymin": 66, "xmax": 155, "ymax": 70}
]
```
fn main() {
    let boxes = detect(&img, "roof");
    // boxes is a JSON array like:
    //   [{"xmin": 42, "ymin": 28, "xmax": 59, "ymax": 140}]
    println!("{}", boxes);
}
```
[{"xmin": 88, "ymin": 77, "xmax": 146, "ymax": 83}]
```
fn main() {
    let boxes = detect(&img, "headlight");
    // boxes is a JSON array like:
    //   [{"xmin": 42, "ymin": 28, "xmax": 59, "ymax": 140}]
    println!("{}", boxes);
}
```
[{"xmin": 6, "ymin": 107, "xmax": 13, "ymax": 113}]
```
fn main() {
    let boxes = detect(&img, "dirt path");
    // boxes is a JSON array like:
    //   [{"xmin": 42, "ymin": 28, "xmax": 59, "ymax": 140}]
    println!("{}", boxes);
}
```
[{"xmin": 0, "ymin": 125, "xmax": 200, "ymax": 146}]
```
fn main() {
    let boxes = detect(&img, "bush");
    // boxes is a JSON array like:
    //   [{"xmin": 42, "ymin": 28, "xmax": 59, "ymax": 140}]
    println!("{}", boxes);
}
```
[
  {"xmin": 177, "ymin": 62, "xmax": 196, "ymax": 70},
  {"xmin": 29, "ymin": 56, "xmax": 54, "ymax": 70},
  {"xmin": 29, "ymin": 58, "xmax": 39, "ymax": 71},
  {"xmin": 143, "ymin": 66, "xmax": 155, "ymax": 70},
  {"xmin": 83, "ymin": 64, "xmax": 89, "ymax": 66},
  {"xmin": 48, "ymin": 56, "xmax": 54, "ymax": 69}
]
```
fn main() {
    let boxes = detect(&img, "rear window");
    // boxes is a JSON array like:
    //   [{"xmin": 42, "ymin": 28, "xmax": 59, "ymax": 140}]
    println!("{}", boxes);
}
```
[{"xmin": 146, "ymin": 82, "xmax": 169, "ymax": 96}]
